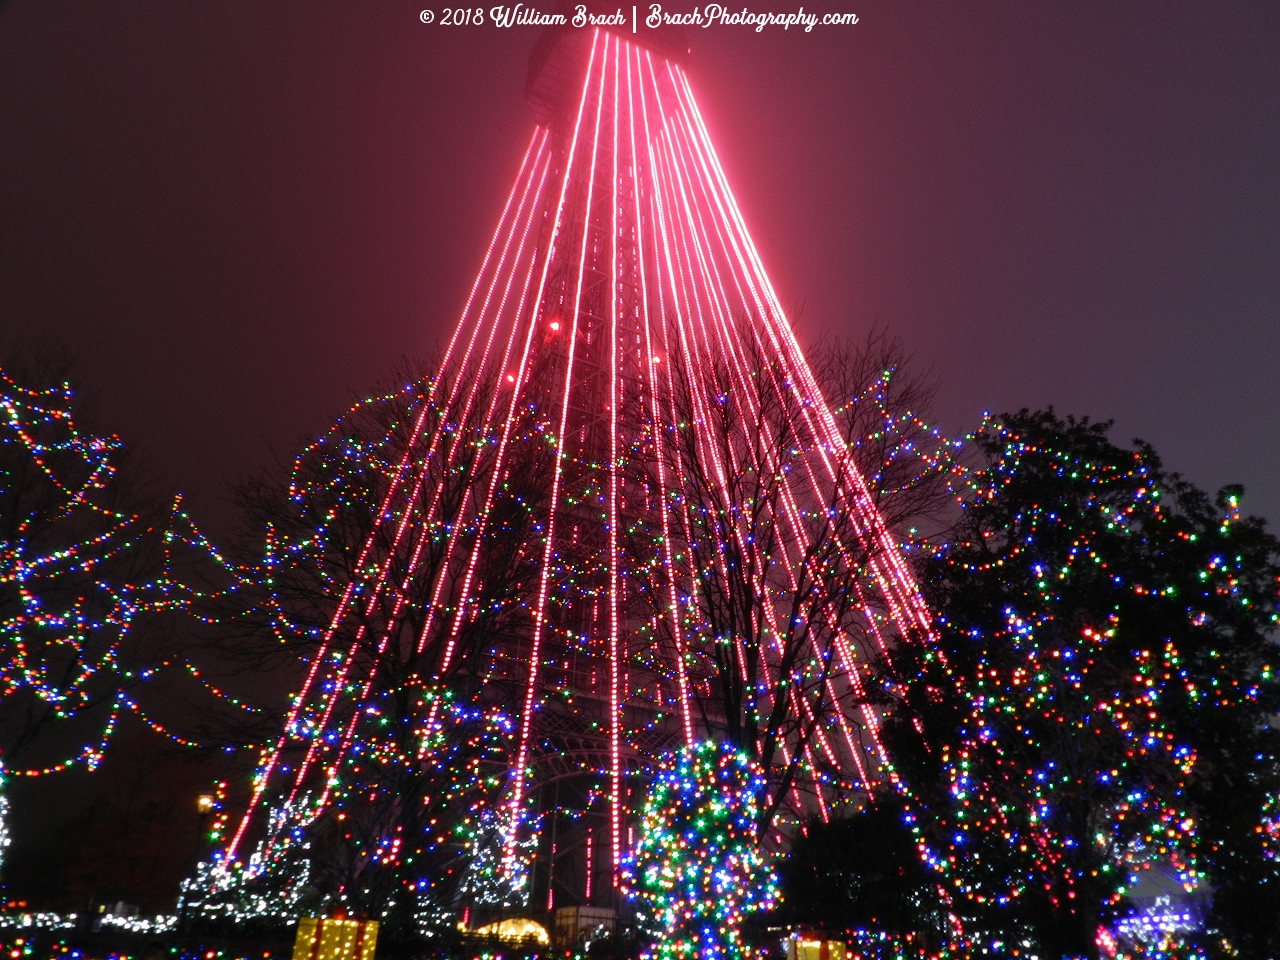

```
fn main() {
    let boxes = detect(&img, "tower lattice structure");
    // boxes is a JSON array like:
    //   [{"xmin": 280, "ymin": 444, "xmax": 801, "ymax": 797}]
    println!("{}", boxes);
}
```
[{"xmin": 225, "ymin": 21, "xmax": 935, "ymax": 912}]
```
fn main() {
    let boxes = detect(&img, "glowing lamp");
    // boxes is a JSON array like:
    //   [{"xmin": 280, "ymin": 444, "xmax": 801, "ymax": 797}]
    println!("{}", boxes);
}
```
[
  {"xmin": 472, "ymin": 917, "xmax": 550, "ymax": 946},
  {"xmin": 196, "ymin": 794, "xmax": 215, "ymax": 815}
]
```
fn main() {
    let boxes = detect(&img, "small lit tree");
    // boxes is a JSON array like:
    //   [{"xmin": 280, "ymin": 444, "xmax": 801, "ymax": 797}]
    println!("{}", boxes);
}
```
[
  {"xmin": 623, "ymin": 741, "xmax": 779, "ymax": 960},
  {"xmin": 1, "ymin": 353, "xmax": 236, "ymax": 839},
  {"xmin": 2, "ymin": 359, "xmax": 173, "ymax": 770}
]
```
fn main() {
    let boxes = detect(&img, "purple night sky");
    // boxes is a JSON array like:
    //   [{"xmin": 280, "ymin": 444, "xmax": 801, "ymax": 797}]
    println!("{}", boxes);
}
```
[{"xmin": 2, "ymin": 0, "xmax": 1278, "ymax": 536}]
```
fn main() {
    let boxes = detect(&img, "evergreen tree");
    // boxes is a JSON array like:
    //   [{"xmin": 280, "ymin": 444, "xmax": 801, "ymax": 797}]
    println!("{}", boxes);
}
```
[
  {"xmin": 833, "ymin": 410, "xmax": 1279, "ymax": 958},
  {"xmin": 921, "ymin": 409, "xmax": 1280, "ymax": 957},
  {"xmin": 622, "ymin": 742, "xmax": 779, "ymax": 960}
]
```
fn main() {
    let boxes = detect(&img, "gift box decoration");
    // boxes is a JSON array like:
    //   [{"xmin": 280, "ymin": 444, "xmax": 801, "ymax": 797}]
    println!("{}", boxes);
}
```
[
  {"xmin": 787, "ymin": 937, "xmax": 848, "ymax": 960},
  {"xmin": 292, "ymin": 917, "xmax": 378, "ymax": 960}
]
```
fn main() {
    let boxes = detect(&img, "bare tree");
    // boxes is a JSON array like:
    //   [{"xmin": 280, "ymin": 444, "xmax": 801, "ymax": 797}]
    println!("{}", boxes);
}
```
[
  {"xmin": 0, "ymin": 349, "xmax": 226, "ymax": 776},
  {"xmin": 191, "ymin": 361, "xmax": 552, "ymax": 937},
  {"xmin": 810, "ymin": 326, "xmax": 964, "ymax": 539},
  {"xmin": 625, "ymin": 323, "xmax": 962, "ymax": 836},
  {"xmin": 184, "ymin": 328, "xmax": 962, "ymax": 928}
]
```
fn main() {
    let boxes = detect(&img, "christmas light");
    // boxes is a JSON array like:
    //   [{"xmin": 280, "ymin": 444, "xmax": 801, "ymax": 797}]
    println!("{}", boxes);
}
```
[
  {"xmin": 876, "ymin": 411, "xmax": 1280, "ymax": 955},
  {"xmin": 1, "ymin": 366, "xmax": 254, "ymax": 779},
  {"xmin": 621, "ymin": 741, "xmax": 778, "ymax": 960},
  {"xmin": 223, "ymin": 27, "xmax": 939, "ymax": 901}
]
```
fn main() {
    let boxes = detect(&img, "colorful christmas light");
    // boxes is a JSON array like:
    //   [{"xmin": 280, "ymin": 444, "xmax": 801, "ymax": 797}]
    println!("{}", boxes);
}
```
[
  {"xmin": 1, "ymin": 366, "xmax": 254, "ymax": 775},
  {"xmin": 621, "ymin": 741, "xmax": 778, "ymax": 960},
  {"xmin": 877, "ymin": 411, "xmax": 1280, "ymax": 956}
]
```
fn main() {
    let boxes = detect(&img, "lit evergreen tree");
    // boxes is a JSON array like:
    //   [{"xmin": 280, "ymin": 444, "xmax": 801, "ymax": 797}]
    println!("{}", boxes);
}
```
[
  {"xmin": 622, "ymin": 742, "xmax": 780, "ymax": 960},
  {"xmin": 898, "ymin": 410, "xmax": 1280, "ymax": 958},
  {"xmin": 796, "ymin": 411, "xmax": 1280, "ymax": 959}
]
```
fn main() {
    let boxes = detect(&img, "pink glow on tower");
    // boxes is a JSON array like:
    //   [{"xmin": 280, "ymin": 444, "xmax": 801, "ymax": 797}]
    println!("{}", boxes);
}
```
[{"xmin": 228, "ymin": 21, "xmax": 935, "ymax": 907}]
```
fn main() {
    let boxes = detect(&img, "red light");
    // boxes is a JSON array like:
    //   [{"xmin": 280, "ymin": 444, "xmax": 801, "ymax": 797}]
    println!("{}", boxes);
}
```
[{"xmin": 228, "ymin": 25, "xmax": 941, "ymax": 882}]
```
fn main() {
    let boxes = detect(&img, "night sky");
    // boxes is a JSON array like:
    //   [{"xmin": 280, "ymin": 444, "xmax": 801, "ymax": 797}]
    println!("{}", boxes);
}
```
[{"xmin": 2, "ymin": 0, "xmax": 1278, "ymax": 538}]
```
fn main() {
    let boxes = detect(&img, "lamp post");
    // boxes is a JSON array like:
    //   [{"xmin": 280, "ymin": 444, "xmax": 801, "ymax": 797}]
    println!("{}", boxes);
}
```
[{"xmin": 178, "ymin": 795, "xmax": 216, "ymax": 941}]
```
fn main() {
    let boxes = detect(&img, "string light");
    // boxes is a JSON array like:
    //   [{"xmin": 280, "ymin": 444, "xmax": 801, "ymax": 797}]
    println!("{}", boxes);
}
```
[
  {"xmin": 621, "ymin": 741, "xmax": 778, "ymax": 960},
  {"xmin": 224, "ymin": 27, "xmax": 939, "ymax": 896},
  {"xmin": 1, "ymin": 367, "xmax": 256, "ymax": 780},
  {"xmin": 875, "ymin": 411, "xmax": 1280, "ymax": 956}
]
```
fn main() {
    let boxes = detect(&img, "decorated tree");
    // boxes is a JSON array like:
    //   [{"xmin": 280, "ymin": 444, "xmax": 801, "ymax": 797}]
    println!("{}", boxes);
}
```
[
  {"xmin": 0, "ymin": 351, "xmax": 265, "ymax": 915},
  {"xmin": 622, "ymin": 741, "xmax": 780, "ymax": 960},
  {"xmin": 626, "ymin": 329, "xmax": 964, "ymax": 834},
  {"xmin": 810, "ymin": 329, "xmax": 963, "ymax": 540},
  {"xmin": 865, "ymin": 410, "xmax": 1280, "ymax": 958},
  {"xmin": 183, "ymin": 365, "xmax": 550, "ymax": 939},
  {"xmin": 0, "ymin": 353, "xmax": 238, "ymax": 884}
]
